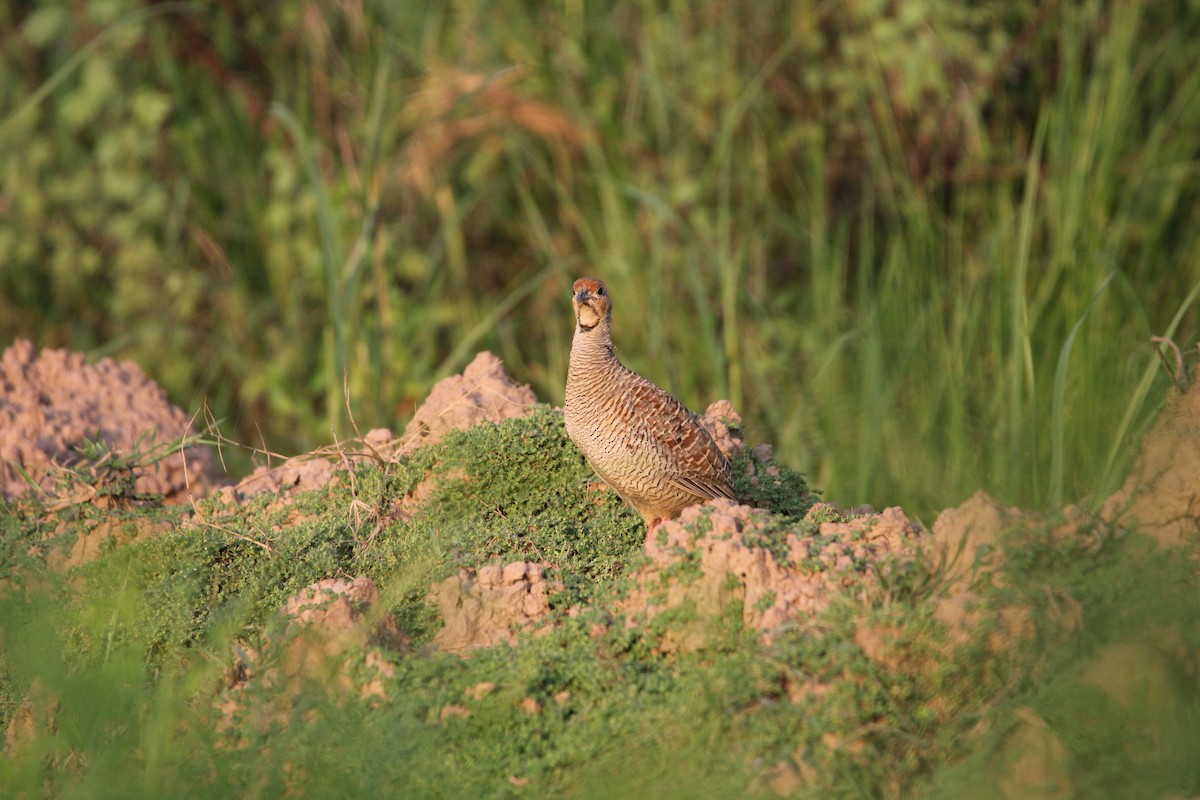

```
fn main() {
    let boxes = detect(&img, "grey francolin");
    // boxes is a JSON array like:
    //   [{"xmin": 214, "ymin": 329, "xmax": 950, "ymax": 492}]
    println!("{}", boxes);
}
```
[{"xmin": 564, "ymin": 277, "xmax": 737, "ymax": 532}]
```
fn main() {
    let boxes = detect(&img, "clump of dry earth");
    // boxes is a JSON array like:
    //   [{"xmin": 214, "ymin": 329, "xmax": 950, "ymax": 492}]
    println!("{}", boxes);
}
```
[
  {"xmin": 215, "ymin": 577, "xmax": 406, "ymax": 746},
  {"xmin": 226, "ymin": 351, "xmax": 537, "ymax": 502},
  {"xmin": 0, "ymin": 339, "xmax": 219, "ymax": 501}
]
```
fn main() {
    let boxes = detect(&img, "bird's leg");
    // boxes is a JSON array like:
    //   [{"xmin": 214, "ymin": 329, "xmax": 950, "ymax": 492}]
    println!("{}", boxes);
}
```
[{"xmin": 644, "ymin": 517, "xmax": 663, "ymax": 545}]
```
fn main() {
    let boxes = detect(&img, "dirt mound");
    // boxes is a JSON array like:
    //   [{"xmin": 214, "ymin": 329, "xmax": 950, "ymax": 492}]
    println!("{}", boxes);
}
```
[
  {"xmin": 230, "ymin": 427, "xmax": 396, "ymax": 500},
  {"xmin": 275, "ymin": 577, "xmax": 407, "ymax": 696},
  {"xmin": 217, "ymin": 577, "xmax": 405, "ymax": 743},
  {"xmin": 0, "ymin": 339, "xmax": 218, "ymax": 501},
  {"xmin": 620, "ymin": 499, "xmax": 926, "ymax": 651},
  {"xmin": 399, "ymin": 351, "xmax": 537, "ymax": 454},
  {"xmin": 428, "ymin": 561, "xmax": 560, "ymax": 654},
  {"xmin": 229, "ymin": 351, "xmax": 535, "ymax": 502},
  {"xmin": 46, "ymin": 516, "xmax": 171, "ymax": 573},
  {"xmin": 993, "ymin": 708, "xmax": 1073, "ymax": 800},
  {"xmin": 282, "ymin": 577, "xmax": 407, "ymax": 655},
  {"xmin": 925, "ymin": 491, "xmax": 1038, "ymax": 650},
  {"xmin": 928, "ymin": 489, "xmax": 1033, "ymax": 561},
  {"xmin": 699, "ymin": 399, "xmax": 746, "ymax": 458},
  {"xmin": 1102, "ymin": 373, "xmax": 1200, "ymax": 547}
]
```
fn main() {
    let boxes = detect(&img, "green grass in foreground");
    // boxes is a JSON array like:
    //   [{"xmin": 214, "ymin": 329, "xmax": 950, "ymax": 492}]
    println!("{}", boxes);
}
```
[
  {"xmin": 2, "ymin": 1, "xmax": 1199, "ymax": 519},
  {"xmin": 0, "ymin": 411, "xmax": 1197, "ymax": 798}
]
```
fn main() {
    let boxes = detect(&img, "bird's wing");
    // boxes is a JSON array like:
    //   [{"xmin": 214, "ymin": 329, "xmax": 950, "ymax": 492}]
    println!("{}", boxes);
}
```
[{"xmin": 626, "ymin": 376, "xmax": 737, "ymax": 501}]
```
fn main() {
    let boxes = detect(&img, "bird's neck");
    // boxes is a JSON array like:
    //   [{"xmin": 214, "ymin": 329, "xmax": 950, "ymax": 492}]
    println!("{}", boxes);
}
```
[{"xmin": 569, "ymin": 320, "xmax": 619, "ymax": 375}]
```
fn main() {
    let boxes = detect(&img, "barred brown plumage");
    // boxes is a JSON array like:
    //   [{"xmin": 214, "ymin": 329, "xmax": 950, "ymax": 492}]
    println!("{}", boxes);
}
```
[{"xmin": 564, "ymin": 277, "xmax": 736, "ymax": 532}]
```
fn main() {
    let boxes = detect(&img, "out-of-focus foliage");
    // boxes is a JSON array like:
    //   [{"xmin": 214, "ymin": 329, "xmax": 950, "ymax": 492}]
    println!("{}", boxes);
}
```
[{"xmin": 2, "ymin": 0, "xmax": 1199, "ymax": 515}]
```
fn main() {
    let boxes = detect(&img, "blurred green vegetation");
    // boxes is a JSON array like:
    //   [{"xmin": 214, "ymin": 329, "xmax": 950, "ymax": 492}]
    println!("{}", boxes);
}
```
[{"xmin": 3, "ymin": 0, "xmax": 1200, "ymax": 516}]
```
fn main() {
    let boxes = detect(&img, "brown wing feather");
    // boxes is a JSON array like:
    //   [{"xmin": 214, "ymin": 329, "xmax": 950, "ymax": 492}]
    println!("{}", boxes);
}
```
[{"xmin": 625, "ymin": 375, "xmax": 736, "ymax": 501}]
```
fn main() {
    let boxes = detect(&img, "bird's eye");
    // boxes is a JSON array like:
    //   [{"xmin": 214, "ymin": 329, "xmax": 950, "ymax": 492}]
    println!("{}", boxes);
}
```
[{"xmin": 597, "ymin": 286, "xmax": 606, "ymax": 295}]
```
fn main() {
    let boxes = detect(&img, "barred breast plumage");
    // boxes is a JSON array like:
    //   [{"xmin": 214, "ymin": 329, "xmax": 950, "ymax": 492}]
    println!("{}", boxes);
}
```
[{"xmin": 563, "ymin": 277, "xmax": 736, "ymax": 532}]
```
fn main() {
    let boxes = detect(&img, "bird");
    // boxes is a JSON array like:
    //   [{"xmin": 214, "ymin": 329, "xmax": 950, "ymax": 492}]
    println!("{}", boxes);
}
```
[{"xmin": 563, "ymin": 276, "xmax": 737, "ymax": 533}]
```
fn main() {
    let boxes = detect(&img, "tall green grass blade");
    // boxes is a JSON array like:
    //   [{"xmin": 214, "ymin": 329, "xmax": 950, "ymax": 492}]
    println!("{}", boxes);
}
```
[
  {"xmin": 1009, "ymin": 110, "xmax": 1048, "ymax": 496},
  {"xmin": 1049, "ymin": 272, "xmax": 1114, "ymax": 508},
  {"xmin": 271, "ymin": 102, "xmax": 351, "ymax": 431}
]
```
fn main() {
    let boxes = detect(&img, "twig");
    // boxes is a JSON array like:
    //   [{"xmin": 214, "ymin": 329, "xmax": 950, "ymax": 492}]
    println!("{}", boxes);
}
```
[
  {"xmin": 1151, "ymin": 336, "xmax": 1187, "ymax": 391},
  {"xmin": 195, "ymin": 518, "xmax": 276, "ymax": 554}
]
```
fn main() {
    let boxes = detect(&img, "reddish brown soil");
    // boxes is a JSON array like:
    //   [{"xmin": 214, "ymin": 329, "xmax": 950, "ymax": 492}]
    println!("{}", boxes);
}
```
[{"xmin": 0, "ymin": 339, "xmax": 219, "ymax": 501}]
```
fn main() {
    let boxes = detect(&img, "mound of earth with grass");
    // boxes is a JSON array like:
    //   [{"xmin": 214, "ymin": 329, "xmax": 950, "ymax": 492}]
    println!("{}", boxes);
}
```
[
  {"xmin": 0, "ymin": 339, "xmax": 220, "ymax": 502},
  {"xmin": 621, "ymin": 501, "xmax": 925, "ymax": 652},
  {"xmin": 1101, "ymin": 365, "xmax": 1200, "ymax": 548},
  {"xmin": 1, "ymin": 341, "xmax": 1197, "ymax": 799},
  {"xmin": 230, "ymin": 350, "xmax": 538, "ymax": 502}
]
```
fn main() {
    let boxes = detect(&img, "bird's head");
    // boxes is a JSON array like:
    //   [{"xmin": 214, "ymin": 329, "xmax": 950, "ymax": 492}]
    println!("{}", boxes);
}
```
[{"xmin": 572, "ymin": 277, "xmax": 611, "ymax": 331}]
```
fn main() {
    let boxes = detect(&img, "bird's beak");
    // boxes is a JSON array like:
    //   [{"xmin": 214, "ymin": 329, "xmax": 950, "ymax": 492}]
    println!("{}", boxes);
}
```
[{"xmin": 574, "ymin": 288, "xmax": 590, "ymax": 304}]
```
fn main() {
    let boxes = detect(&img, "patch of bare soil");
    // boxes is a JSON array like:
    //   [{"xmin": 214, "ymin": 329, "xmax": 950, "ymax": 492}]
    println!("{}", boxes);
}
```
[
  {"xmin": 1102, "ymin": 374, "xmax": 1200, "ymax": 547},
  {"xmin": 3, "ymin": 679, "xmax": 57, "ymax": 758},
  {"xmin": 278, "ymin": 577, "xmax": 408, "ymax": 687},
  {"xmin": 216, "ymin": 577, "xmax": 406, "ymax": 743},
  {"xmin": 994, "ymin": 708, "xmax": 1073, "ymax": 800},
  {"xmin": 698, "ymin": 398, "xmax": 745, "ymax": 458},
  {"xmin": 45, "ymin": 516, "xmax": 172, "ymax": 573},
  {"xmin": 427, "ymin": 562, "xmax": 561, "ymax": 654},
  {"xmin": 0, "ymin": 339, "xmax": 218, "ymax": 501},
  {"xmin": 926, "ymin": 490, "xmax": 1038, "ymax": 650},
  {"xmin": 619, "ymin": 499, "xmax": 925, "ymax": 652}
]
